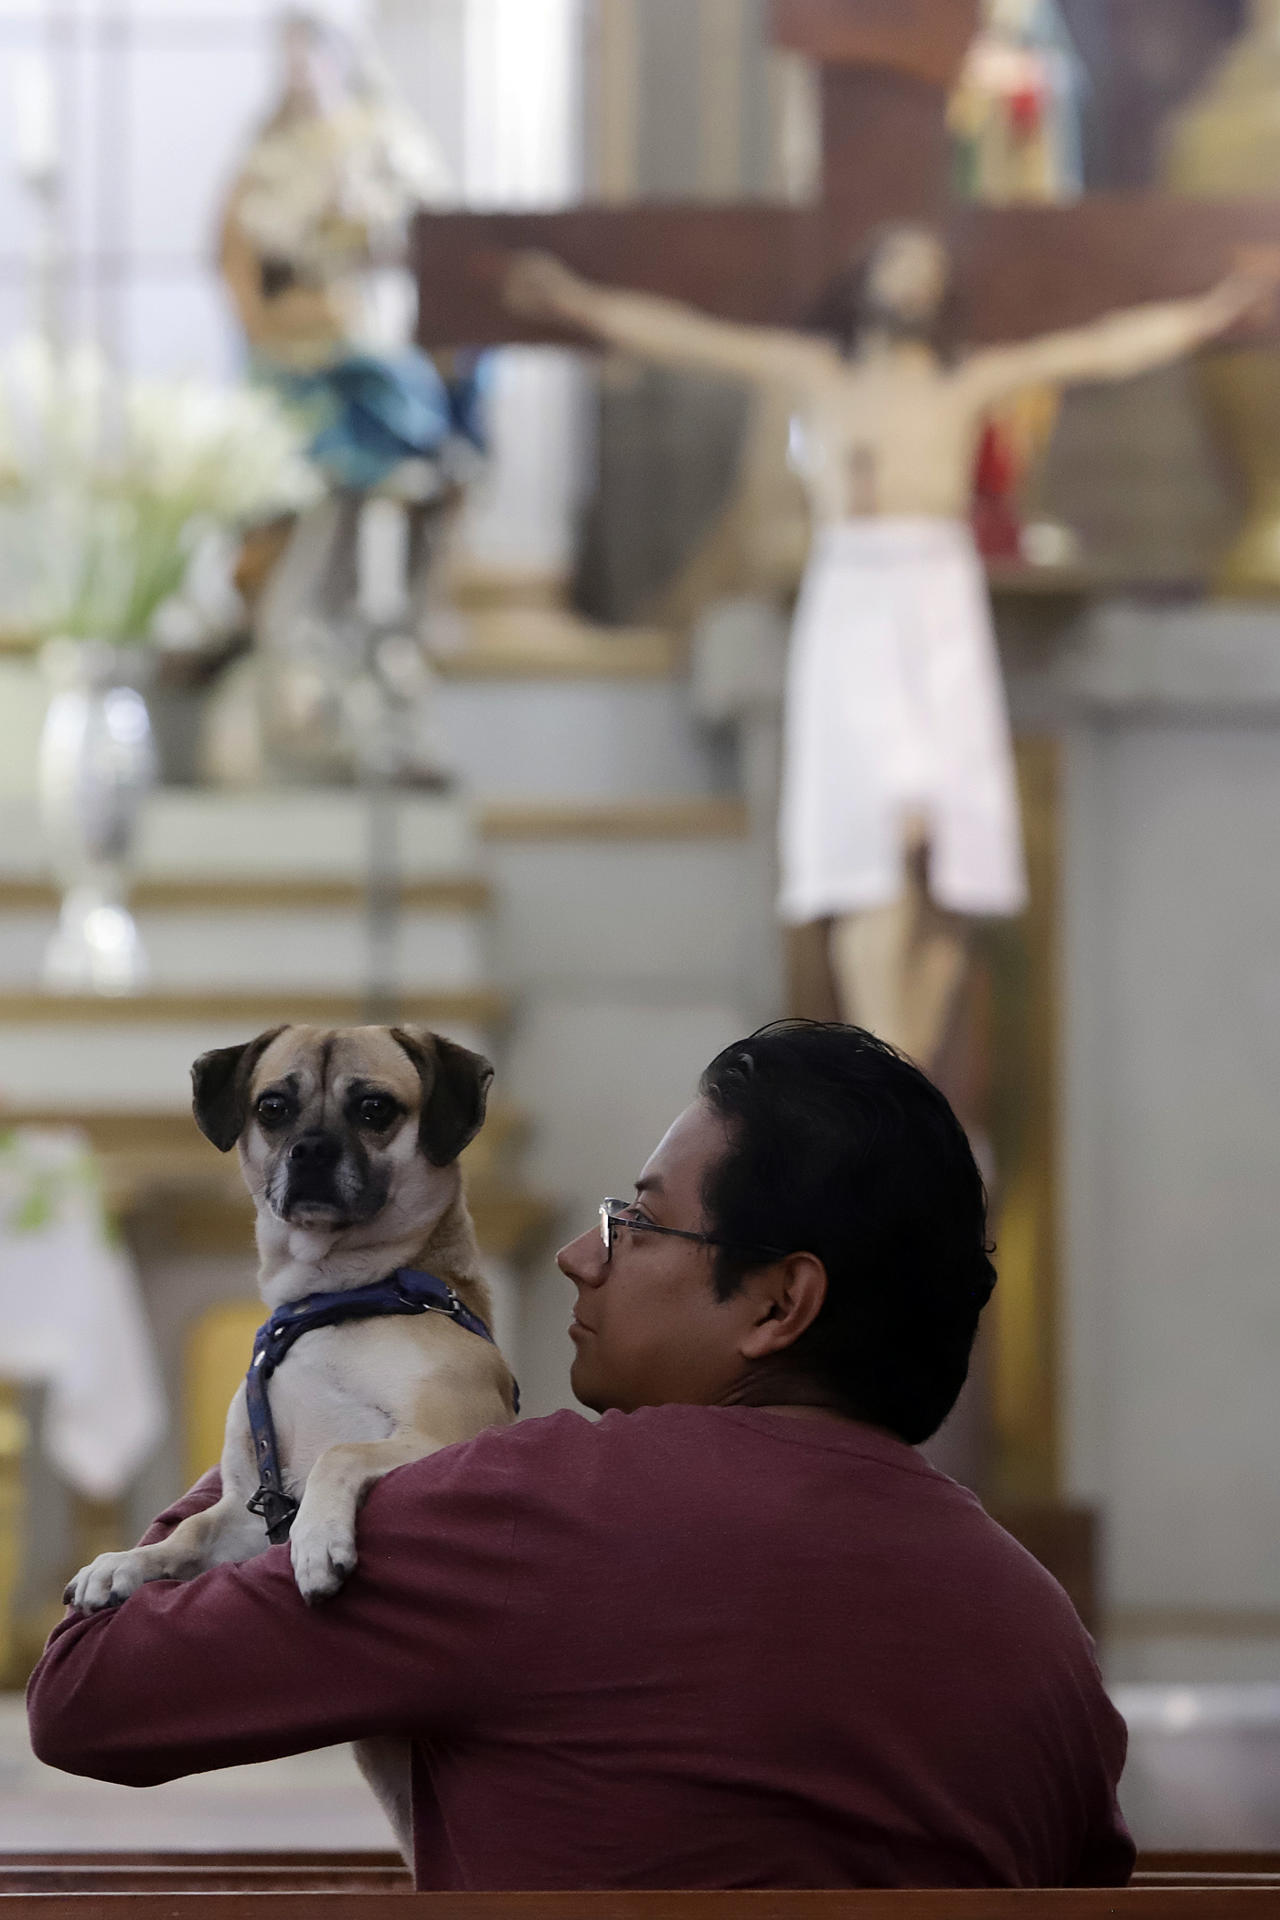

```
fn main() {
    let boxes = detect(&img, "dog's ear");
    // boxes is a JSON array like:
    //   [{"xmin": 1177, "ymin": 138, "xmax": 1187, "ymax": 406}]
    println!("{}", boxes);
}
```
[
  {"xmin": 392, "ymin": 1027, "xmax": 494, "ymax": 1167},
  {"xmin": 191, "ymin": 1028, "xmax": 286, "ymax": 1152}
]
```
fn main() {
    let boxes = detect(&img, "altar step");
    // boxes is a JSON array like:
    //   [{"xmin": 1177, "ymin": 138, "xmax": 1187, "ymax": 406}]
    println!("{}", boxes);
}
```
[
  {"xmin": 2, "ymin": 1102, "xmax": 526, "ymax": 1201},
  {"xmin": 0, "ymin": 1103, "xmax": 549, "ymax": 1268},
  {"xmin": 421, "ymin": 594, "xmax": 726, "ymax": 803},
  {"xmin": 0, "ymin": 907, "xmax": 486, "ymax": 998},
  {"xmin": 0, "ymin": 601, "xmax": 725, "ymax": 804},
  {"xmin": 136, "ymin": 1180, "xmax": 552, "ymax": 1268},
  {"xmin": 0, "ymin": 790, "xmax": 478, "ymax": 883},
  {"xmin": 439, "ymin": 605, "xmax": 681, "ymax": 680},
  {"xmin": 0, "ymin": 798, "xmax": 748, "ymax": 1016},
  {"xmin": 434, "ymin": 666, "xmax": 731, "ymax": 801},
  {"xmin": 0, "ymin": 996, "xmax": 502, "ymax": 1113}
]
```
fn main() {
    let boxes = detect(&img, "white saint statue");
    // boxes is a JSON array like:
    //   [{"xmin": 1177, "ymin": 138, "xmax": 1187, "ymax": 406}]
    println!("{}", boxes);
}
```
[
  {"xmin": 213, "ymin": 8, "xmax": 484, "ymax": 786},
  {"xmin": 219, "ymin": 6, "xmax": 467, "ymax": 469}
]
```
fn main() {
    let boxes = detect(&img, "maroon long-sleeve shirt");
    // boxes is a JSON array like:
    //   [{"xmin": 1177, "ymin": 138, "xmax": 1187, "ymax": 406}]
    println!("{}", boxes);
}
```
[{"xmin": 28, "ymin": 1405, "xmax": 1133, "ymax": 1890}]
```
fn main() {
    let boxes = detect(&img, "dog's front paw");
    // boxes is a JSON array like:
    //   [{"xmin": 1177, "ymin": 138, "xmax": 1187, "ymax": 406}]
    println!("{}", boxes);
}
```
[
  {"xmin": 289, "ymin": 1514, "xmax": 357, "ymax": 1605},
  {"xmin": 64, "ymin": 1550, "xmax": 154, "ymax": 1614}
]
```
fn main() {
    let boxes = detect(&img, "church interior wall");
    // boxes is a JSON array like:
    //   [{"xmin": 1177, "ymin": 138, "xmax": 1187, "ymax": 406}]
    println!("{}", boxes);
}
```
[{"xmin": 1061, "ymin": 711, "xmax": 1280, "ymax": 1679}]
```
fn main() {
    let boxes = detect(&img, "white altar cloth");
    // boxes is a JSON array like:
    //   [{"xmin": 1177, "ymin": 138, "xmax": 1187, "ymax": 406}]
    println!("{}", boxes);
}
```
[{"xmin": 0, "ymin": 1128, "xmax": 165, "ymax": 1499}]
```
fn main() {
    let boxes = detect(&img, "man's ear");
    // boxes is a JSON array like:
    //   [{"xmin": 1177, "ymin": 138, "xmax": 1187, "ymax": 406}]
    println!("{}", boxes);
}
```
[
  {"xmin": 738, "ymin": 1253, "xmax": 829, "ymax": 1362},
  {"xmin": 191, "ymin": 1028, "xmax": 286, "ymax": 1152},
  {"xmin": 392, "ymin": 1027, "xmax": 494, "ymax": 1167}
]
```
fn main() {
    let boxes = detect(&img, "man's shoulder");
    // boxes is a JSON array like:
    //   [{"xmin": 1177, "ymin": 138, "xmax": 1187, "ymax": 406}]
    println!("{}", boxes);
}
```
[
  {"xmin": 382, "ymin": 1403, "xmax": 741, "ymax": 1506},
  {"xmin": 383, "ymin": 1407, "xmax": 622, "ymax": 1494},
  {"xmin": 440, "ymin": 1404, "xmax": 692, "ymax": 1477}
]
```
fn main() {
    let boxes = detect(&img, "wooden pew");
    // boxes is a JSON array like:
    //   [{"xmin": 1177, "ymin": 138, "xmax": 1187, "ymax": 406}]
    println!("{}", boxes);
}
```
[
  {"xmin": 0, "ymin": 1850, "xmax": 410, "ymax": 1893},
  {"xmin": 1136, "ymin": 1855, "xmax": 1280, "ymax": 1887},
  {"xmin": 1, "ymin": 1850, "xmax": 1277, "ymax": 1892},
  {"xmin": 0, "ymin": 1880, "xmax": 1277, "ymax": 1915}
]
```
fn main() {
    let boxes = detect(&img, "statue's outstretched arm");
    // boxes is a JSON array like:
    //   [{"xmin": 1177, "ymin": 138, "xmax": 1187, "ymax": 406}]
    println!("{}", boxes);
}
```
[
  {"xmin": 504, "ymin": 251, "xmax": 831, "ymax": 390},
  {"xmin": 962, "ymin": 270, "xmax": 1274, "ymax": 402}
]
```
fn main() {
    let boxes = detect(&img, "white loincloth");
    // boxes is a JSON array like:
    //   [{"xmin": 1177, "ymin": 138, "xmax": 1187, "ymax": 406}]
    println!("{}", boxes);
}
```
[{"xmin": 777, "ymin": 517, "xmax": 1028, "ymax": 924}]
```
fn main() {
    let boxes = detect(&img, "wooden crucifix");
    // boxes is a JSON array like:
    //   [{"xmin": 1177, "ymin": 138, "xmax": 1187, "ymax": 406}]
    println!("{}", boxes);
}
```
[{"xmin": 411, "ymin": 0, "xmax": 1280, "ymax": 349}]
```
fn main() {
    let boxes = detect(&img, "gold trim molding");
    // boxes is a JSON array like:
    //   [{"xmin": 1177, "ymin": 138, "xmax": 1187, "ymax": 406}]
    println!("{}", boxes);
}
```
[
  {"xmin": 0, "ymin": 989, "xmax": 508, "ymax": 1026},
  {"xmin": 0, "ymin": 878, "xmax": 492, "ymax": 914},
  {"xmin": 480, "ymin": 798, "xmax": 749, "ymax": 841},
  {"xmin": 987, "ymin": 736, "xmax": 1062, "ymax": 1504},
  {"xmin": 1109, "ymin": 1608, "xmax": 1280, "ymax": 1641}
]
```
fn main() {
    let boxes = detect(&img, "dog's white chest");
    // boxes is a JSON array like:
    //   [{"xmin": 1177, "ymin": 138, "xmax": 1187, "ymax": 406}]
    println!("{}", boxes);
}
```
[{"xmin": 263, "ymin": 1320, "xmax": 440, "ymax": 1485}]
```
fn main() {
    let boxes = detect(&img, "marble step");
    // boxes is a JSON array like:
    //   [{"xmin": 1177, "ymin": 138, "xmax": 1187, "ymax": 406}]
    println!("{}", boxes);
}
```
[
  {"xmin": 3, "ymin": 622, "xmax": 725, "ymax": 805},
  {"xmin": 488, "ymin": 833, "xmax": 762, "ymax": 994},
  {"xmin": 439, "ymin": 605, "xmax": 681, "ymax": 679},
  {"xmin": 0, "ymin": 792, "xmax": 477, "ymax": 883},
  {"xmin": 1, "ymin": 1104, "xmax": 551, "ymax": 1266},
  {"xmin": 0, "ymin": 791, "xmax": 750, "ymax": 875},
  {"xmin": 0, "ymin": 903, "xmax": 488, "ymax": 995},
  {"xmin": 1, "ymin": 1103, "xmax": 529, "ymax": 1202},
  {"xmin": 134, "ymin": 1179, "xmax": 555, "ymax": 1267},
  {"xmin": 0, "ymin": 794, "xmax": 495, "ymax": 994},
  {"xmin": 434, "ymin": 675, "xmax": 732, "ymax": 801},
  {"xmin": 0, "ymin": 991, "xmax": 502, "ymax": 1111},
  {"xmin": 448, "ymin": 562, "xmax": 568, "ymax": 612}
]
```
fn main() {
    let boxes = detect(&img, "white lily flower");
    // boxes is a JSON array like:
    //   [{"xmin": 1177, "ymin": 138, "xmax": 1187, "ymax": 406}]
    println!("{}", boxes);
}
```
[{"xmin": 1, "ymin": 339, "xmax": 321, "ymax": 645}]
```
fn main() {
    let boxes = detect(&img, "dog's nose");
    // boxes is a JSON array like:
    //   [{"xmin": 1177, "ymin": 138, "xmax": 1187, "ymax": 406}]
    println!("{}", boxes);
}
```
[{"xmin": 288, "ymin": 1131, "xmax": 342, "ymax": 1169}]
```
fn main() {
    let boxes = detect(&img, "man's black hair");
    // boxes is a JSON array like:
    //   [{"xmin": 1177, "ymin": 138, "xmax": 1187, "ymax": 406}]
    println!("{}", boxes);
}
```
[{"xmin": 698, "ymin": 1020, "xmax": 996, "ymax": 1445}]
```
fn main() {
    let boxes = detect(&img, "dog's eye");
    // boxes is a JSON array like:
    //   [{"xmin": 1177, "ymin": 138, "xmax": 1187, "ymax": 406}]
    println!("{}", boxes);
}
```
[
  {"xmin": 356, "ymin": 1094, "xmax": 399, "ymax": 1130},
  {"xmin": 254, "ymin": 1094, "xmax": 293, "ymax": 1129}
]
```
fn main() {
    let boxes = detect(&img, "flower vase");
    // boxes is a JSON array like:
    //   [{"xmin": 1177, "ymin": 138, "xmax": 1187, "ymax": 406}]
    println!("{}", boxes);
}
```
[{"xmin": 37, "ymin": 639, "xmax": 158, "ymax": 995}]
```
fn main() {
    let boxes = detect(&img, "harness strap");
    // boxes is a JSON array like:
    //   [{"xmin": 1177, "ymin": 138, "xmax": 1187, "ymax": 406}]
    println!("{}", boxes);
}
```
[
  {"xmin": 245, "ymin": 1348, "xmax": 300, "ymax": 1545},
  {"xmin": 244, "ymin": 1268, "xmax": 514, "ymax": 1544}
]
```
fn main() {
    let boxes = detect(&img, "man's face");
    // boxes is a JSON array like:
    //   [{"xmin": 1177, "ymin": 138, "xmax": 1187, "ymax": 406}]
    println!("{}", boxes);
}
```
[{"xmin": 557, "ymin": 1100, "xmax": 760, "ymax": 1414}]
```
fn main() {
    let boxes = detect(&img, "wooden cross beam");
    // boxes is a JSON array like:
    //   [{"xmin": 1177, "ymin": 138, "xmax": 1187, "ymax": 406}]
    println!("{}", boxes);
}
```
[{"xmin": 412, "ymin": 0, "xmax": 1280, "ymax": 350}]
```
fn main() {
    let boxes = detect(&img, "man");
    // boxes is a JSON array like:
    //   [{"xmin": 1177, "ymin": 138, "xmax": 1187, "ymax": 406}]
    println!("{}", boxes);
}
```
[{"xmin": 28, "ymin": 1022, "xmax": 1132, "ymax": 1890}]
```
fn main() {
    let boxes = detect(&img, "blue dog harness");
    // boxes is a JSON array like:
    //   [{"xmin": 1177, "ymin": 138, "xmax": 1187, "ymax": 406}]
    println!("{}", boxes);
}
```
[{"xmin": 245, "ymin": 1269, "xmax": 513, "ymax": 1545}]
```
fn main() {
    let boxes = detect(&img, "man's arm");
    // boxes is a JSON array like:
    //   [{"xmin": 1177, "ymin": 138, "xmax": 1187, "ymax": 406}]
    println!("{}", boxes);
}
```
[
  {"xmin": 504, "ymin": 250, "xmax": 834, "ymax": 391},
  {"xmin": 27, "ymin": 1433, "xmax": 518, "ymax": 1785}
]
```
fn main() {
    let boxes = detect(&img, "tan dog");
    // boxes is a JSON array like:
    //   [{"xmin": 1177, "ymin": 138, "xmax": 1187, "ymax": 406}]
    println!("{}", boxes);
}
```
[{"xmin": 67, "ymin": 1024, "xmax": 516, "ymax": 1617}]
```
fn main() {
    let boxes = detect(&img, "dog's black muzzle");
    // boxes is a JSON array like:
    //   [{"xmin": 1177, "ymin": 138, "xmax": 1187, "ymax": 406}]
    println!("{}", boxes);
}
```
[
  {"xmin": 280, "ymin": 1131, "xmax": 345, "ymax": 1208},
  {"xmin": 276, "ymin": 1130, "xmax": 388, "ymax": 1224}
]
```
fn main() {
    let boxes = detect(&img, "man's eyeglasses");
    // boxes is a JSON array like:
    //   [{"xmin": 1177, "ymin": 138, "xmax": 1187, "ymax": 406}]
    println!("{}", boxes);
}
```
[{"xmin": 598, "ymin": 1197, "xmax": 787, "ymax": 1263}]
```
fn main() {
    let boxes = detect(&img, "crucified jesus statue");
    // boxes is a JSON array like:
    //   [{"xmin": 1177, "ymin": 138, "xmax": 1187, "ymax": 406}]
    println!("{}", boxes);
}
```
[{"xmin": 507, "ymin": 227, "xmax": 1276, "ymax": 1072}]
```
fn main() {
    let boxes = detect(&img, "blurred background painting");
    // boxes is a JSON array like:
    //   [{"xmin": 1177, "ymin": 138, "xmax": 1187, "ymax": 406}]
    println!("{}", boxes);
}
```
[{"xmin": 0, "ymin": 0, "xmax": 1279, "ymax": 1866}]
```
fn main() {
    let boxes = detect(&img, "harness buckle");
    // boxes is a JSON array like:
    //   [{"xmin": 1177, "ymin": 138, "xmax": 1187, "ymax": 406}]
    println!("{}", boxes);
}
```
[
  {"xmin": 246, "ymin": 1483, "xmax": 301, "ymax": 1546},
  {"xmin": 396, "ymin": 1276, "xmax": 462, "ymax": 1319}
]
